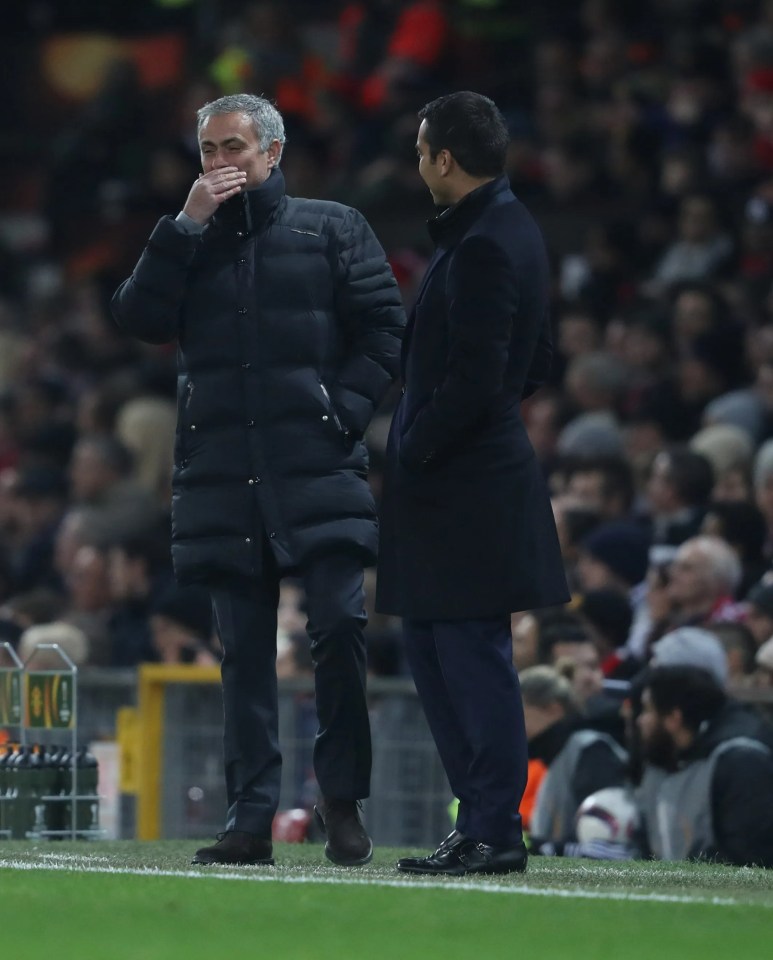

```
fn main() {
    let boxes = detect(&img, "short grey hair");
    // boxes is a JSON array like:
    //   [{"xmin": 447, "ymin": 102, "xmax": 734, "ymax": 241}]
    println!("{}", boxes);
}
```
[
  {"xmin": 519, "ymin": 665, "xmax": 579, "ymax": 714},
  {"xmin": 676, "ymin": 535, "xmax": 743, "ymax": 595},
  {"xmin": 196, "ymin": 94, "xmax": 286, "ymax": 162}
]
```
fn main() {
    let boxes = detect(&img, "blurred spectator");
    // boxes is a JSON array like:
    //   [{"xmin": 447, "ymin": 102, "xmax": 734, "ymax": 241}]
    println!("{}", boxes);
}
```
[
  {"xmin": 689, "ymin": 424, "xmax": 754, "ymax": 501},
  {"xmin": 636, "ymin": 665, "xmax": 773, "ymax": 867},
  {"xmin": 521, "ymin": 665, "xmax": 628, "ymax": 847},
  {"xmin": 576, "ymin": 521, "xmax": 651, "ymax": 597},
  {"xmin": 61, "ymin": 544, "xmax": 113, "ymax": 665},
  {"xmin": 651, "ymin": 535, "xmax": 744, "ymax": 642},
  {"xmin": 4, "ymin": 465, "xmax": 69, "ymax": 593},
  {"xmin": 575, "ymin": 588, "xmax": 639, "ymax": 679},
  {"xmin": 106, "ymin": 529, "xmax": 173, "ymax": 667},
  {"xmin": 710, "ymin": 621, "xmax": 759, "ymax": 687},
  {"xmin": 755, "ymin": 635, "xmax": 773, "ymax": 686},
  {"xmin": 18, "ymin": 620, "xmax": 90, "ymax": 669},
  {"xmin": 700, "ymin": 499, "xmax": 768, "ymax": 596},
  {"xmin": 114, "ymin": 395, "xmax": 176, "ymax": 507},
  {"xmin": 68, "ymin": 433, "xmax": 160, "ymax": 534},
  {"xmin": 563, "ymin": 455, "xmax": 636, "ymax": 522},
  {"xmin": 650, "ymin": 626, "xmax": 730, "ymax": 690},
  {"xmin": 649, "ymin": 193, "xmax": 734, "ymax": 291},
  {"xmin": 149, "ymin": 583, "xmax": 217, "ymax": 665},
  {"xmin": 743, "ymin": 576, "xmax": 773, "ymax": 648},
  {"xmin": 753, "ymin": 439, "xmax": 773, "ymax": 555},
  {"xmin": 644, "ymin": 446, "xmax": 714, "ymax": 545}
]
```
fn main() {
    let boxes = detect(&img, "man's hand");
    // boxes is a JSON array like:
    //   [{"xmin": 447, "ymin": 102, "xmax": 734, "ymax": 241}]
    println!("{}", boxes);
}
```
[{"xmin": 181, "ymin": 167, "xmax": 247, "ymax": 225}]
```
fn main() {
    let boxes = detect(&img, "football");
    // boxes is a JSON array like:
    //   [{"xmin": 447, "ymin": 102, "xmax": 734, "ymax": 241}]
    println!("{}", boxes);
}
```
[{"xmin": 575, "ymin": 787, "xmax": 640, "ymax": 845}]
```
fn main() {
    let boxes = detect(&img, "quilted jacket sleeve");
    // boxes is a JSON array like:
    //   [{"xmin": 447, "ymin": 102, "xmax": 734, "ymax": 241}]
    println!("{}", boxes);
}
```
[
  {"xmin": 110, "ymin": 216, "xmax": 203, "ymax": 344},
  {"xmin": 330, "ymin": 207, "xmax": 406, "ymax": 439}
]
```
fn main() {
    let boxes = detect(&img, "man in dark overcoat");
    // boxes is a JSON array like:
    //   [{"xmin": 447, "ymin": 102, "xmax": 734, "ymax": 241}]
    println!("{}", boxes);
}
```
[
  {"xmin": 376, "ymin": 91, "xmax": 569, "ymax": 875},
  {"xmin": 112, "ymin": 94, "xmax": 405, "ymax": 867}
]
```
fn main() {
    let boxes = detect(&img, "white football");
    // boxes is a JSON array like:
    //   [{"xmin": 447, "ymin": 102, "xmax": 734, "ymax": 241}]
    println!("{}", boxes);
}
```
[{"xmin": 575, "ymin": 787, "xmax": 640, "ymax": 844}]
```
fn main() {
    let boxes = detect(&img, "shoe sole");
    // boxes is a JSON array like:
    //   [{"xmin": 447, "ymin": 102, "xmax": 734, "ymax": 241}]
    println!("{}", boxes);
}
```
[
  {"xmin": 396, "ymin": 863, "xmax": 466, "ymax": 876},
  {"xmin": 324, "ymin": 839, "xmax": 373, "ymax": 867}
]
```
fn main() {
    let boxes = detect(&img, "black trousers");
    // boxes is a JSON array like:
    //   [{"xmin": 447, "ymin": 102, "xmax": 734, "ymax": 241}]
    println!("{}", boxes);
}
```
[
  {"xmin": 403, "ymin": 616, "xmax": 527, "ymax": 847},
  {"xmin": 210, "ymin": 549, "xmax": 371, "ymax": 838}
]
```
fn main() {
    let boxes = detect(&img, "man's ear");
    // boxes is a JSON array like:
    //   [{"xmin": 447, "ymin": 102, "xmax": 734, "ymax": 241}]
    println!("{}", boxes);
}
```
[
  {"xmin": 438, "ymin": 148, "xmax": 453, "ymax": 177},
  {"xmin": 267, "ymin": 139, "xmax": 282, "ymax": 168}
]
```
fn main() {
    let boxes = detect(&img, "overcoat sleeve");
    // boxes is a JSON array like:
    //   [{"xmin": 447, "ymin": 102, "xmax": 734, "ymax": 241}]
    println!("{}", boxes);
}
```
[
  {"xmin": 111, "ymin": 216, "xmax": 202, "ymax": 344},
  {"xmin": 330, "ymin": 208, "xmax": 406, "ymax": 440},
  {"xmin": 399, "ymin": 234, "xmax": 517, "ymax": 470}
]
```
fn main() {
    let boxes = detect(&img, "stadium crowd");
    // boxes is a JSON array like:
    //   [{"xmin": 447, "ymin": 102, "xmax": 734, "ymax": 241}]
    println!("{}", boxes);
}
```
[{"xmin": 2, "ymin": 0, "xmax": 773, "ymax": 864}]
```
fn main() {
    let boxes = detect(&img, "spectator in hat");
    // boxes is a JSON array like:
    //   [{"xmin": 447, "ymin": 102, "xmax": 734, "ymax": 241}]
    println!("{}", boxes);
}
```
[
  {"xmin": 743, "ymin": 577, "xmax": 773, "ymax": 649},
  {"xmin": 576, "ymin": 521, "xmax": 651, "ymax": 596},
  {"xmin": 150, "ymin": 584, "xmax": 218, "ymax": 665},
  {"xmin": 650, "ymin": 626, "xmax": 730, "ymax": 689},
  {"xmin": 703, "ymin": 389, "xmax": 766, "ymax": 446}
]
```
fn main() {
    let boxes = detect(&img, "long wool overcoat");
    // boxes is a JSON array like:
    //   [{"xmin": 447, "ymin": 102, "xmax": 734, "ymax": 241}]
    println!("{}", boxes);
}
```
[{"xmin": 376, "ymin": 175, "xmax": 569, "ymax": 620}]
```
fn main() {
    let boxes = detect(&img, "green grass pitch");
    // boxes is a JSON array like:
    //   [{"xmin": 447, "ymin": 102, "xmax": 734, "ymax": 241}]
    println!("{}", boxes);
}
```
[{"xmin": 1, "ymin": 841, "xmax": 772, "ymax": 960}]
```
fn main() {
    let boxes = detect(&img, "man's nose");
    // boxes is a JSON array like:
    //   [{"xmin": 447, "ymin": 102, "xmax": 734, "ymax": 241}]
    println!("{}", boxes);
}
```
[{"xmin": 212, "ymin": 152, "xmax": 229, "ymax": 168}]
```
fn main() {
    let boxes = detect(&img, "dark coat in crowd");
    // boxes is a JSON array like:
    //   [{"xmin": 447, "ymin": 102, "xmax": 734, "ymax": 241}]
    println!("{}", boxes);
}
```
[
  {"xmin": 376, "ymin": 175, "xmax": 569, "ymax": 619},
  {"xmin": 112, "ymin": 169, "xmax": 404, "ymax": 584}
]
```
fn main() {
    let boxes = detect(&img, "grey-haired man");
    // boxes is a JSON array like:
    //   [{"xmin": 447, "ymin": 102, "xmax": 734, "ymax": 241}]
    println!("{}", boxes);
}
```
[{"xmin": 112, "ymin": 94, "xmax": 405, "ymax": 867}]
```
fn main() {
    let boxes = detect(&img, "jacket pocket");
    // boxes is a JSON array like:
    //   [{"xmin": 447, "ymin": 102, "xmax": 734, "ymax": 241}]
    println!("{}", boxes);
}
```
[
  {"xmin": 176, "ymin": 379, "xmax": 194, "ymax": 464},
  {"xmin": 318, "ymin": 381, "xmax": 349, "ymax": 442}
]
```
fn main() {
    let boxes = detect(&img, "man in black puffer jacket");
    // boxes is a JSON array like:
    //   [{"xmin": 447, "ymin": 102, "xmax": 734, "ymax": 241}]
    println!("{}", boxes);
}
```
[{"xmin": 112, "ymin": 94, "xmax": 405, "ymax": 868}]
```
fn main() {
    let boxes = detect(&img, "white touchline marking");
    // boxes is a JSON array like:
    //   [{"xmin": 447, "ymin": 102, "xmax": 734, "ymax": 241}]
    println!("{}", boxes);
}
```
[{"xmin": 0, "ymin": 858, "xmax": 768, "ymax": 908}]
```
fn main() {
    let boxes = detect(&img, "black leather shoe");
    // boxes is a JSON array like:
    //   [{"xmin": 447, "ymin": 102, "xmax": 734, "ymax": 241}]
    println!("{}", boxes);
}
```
[
  {"xmin": 457, "ymin": 839, "xmax": 528, "ymax": 875},
  {"xmin": 314, "ymin": 799, "xmax": 373, "ymax": 866},
  {"xmin": 192, "ymin": 831, "xmax": 274, "ymax": 866},
  {"xmin": 396, "ymin": 830, "xmax": 467, "ymax": 872},
  {"xmin": 397, "ymin": 837, "xmax": 527, "ymax": 877}
]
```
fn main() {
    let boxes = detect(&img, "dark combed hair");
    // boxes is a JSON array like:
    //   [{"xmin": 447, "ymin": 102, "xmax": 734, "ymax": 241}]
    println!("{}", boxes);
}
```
[
  {"xmin": 646, "ymin": 665, "xmax": 726, "ymax": 733},
  {"xmin": 418, "ymin": 91, "xmax": 509, "ymax": 178},
  {"xmin": 663, "ymin": 447, "xmax": 715, "ymax": 506}
]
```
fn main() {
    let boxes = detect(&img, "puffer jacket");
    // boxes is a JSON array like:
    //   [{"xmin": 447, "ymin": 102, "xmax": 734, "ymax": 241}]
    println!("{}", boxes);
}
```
[{"xmin": 112, "ymin": 169, "xmax": 405, "ymax": 583}]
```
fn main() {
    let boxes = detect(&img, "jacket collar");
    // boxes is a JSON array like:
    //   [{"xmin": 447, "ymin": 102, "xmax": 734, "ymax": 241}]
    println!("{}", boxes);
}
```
[
  {"xmin": 427, "ymin": 174, "xmax": 511, "ymax": 246},
  {"xmin": 212, "ymin": 167, "xmax": 286, "ymax": 236}
]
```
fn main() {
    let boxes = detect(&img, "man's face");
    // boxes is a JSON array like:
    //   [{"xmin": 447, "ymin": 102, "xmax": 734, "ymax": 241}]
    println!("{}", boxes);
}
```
[
  {"xmin": 552, "ymin": 640, "xmax": 603, "ymax": 703},
  {"xmin": 567, "ymin": 469, "xmax": 605, "ymax": 514},
  {"xmin": 667, "ymin": 543, "xmax": 713, "ymax": 607},
  {"xmin": 416, "ymin": 119, "xmax": 449, "ymax": 206},
  {"xmin": 198, "ymin": 112, "xmax": 278, "ymax": 189},
  {"xmin": 637, "ymin": 688, "xmax": 678, "ymax": 769},
  {"xmin": 646, "ymin": 452, "xmax": 675, "ymax": 513}
]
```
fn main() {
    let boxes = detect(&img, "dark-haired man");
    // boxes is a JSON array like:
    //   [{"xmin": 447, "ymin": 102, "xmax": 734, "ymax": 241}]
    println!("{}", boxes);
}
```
[
  {"xmin": 637, "ymin": 665, "xmax": 773, "ymax": 867},
  {"xmin": 377, "ymin": 91, "xmax": 569, "ymax": 876}
]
